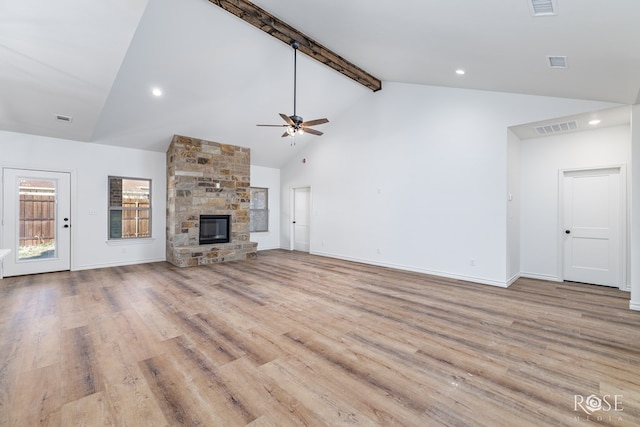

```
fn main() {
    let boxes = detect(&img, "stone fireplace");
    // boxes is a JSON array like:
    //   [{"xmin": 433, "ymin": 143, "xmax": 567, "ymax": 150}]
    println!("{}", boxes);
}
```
[{"xmin": 166, "ymin": 135, "xmax": 257, "ymax": 267}]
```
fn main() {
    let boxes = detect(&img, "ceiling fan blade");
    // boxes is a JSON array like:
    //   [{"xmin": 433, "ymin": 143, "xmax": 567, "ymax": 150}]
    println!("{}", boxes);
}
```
[
  {"xmin": 302, "ymin": 127, "xmax": 323, "ymax": 136},
  {"xmin": 279, "ymin": 113, "xmax": 294, "ymax": 125},
  {"xmin": 301, "ymin": 118, "xmax": 329, "ymax": 127},
  {"xmin": 256, "ymin": 124, "xmax": 288, "ymax": 127},
  {"xmin": 281, "ymin": 130, "xmax": 290, "ymax": 138}
]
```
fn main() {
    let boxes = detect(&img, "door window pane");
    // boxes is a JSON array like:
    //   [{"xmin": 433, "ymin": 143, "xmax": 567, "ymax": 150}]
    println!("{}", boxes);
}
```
[{"xmin": 18, "ymin": 179, "xmax": 57, "ymax": 260}]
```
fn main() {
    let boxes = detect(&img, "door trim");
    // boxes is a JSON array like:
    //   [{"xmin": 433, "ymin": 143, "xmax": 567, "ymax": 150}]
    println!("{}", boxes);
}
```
[{"xmin": 558, "ymin": 165, "xmax": 627, "ymax": 290}]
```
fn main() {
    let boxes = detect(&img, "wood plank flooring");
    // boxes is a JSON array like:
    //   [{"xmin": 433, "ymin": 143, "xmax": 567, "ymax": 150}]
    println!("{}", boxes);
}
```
[{"xmin": 1, "ymin": 249, "xmax": 639, "ymax": 426}]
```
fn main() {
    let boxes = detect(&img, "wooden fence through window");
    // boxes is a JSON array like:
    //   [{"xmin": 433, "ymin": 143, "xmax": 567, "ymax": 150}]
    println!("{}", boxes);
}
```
[
  {"xmin": 119, "ymin": 199, "xmax": 151, "ymax": 238},
  {"xmin": 20, "ymin": 196, "xmax": 150, "ymax": 247},
  {"xmin": 20, "ymin": 193, "xmax": 55, "ymax": 247}
]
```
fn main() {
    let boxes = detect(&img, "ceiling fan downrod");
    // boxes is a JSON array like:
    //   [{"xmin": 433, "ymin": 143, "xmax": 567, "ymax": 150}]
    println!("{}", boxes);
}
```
[{"xmin": 291, "ymin": 40, "xmax": 300, "ymax": 124}]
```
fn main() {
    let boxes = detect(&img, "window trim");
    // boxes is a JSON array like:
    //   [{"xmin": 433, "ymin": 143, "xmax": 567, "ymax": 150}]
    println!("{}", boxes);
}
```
[{"xmin": 108, "ymin": 176, "xmax": 152, "ymax": 240}]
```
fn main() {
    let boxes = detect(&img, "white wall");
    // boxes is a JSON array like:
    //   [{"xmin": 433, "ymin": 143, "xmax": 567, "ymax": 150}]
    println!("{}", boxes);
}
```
[
  {"xmin": 250, "ymin": 165, "xmax": 280, "ymax": 250},
  {"xmin": 631, "ymin": 106, "xmax": 640, "ymax": 310},
  {"xmin": 280, "ymin": 82, "xmax": 617, "ymax": 287},
  {"xmin": 519, "ymin": 125, "xmax": 630, "ymax": 283},
  {"xmin": 507, "ymin": 129, "xmax": 521, "ymax": 284},
  {"xmin": 1, "ymin": 130, "xmax": 167, "ymax": 270}
]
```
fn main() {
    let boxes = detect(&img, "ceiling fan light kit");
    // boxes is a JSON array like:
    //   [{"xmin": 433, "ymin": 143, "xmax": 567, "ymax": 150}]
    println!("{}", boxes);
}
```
[{"xmin": 257, "ymin": 41, "xmax": 329, "ymax": 138}]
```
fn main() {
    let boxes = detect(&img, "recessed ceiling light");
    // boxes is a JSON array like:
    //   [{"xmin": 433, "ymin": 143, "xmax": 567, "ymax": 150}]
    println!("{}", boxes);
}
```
[
  {"xmin": 151, "ymin": 87, "xmax": 163, "ymax": 97},
  {"xmin": 455, "ymin": 69, "xmax": 465, "ymax": 75},
  {"xmin": 588, "ymin": 119, "xmax": 601, "ymax": 125}
]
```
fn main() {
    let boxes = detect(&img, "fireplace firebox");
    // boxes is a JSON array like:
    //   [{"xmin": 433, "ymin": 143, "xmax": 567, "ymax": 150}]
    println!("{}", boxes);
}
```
[{"xmin": 199, "ymin": 215, "xmax": 231, "ymax": 244}]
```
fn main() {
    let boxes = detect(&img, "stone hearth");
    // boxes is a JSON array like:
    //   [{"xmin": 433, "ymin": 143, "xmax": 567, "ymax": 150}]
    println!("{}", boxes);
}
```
[{"xmin": 166, "ymin": 135, "xmax": 257, "ymax": 267}]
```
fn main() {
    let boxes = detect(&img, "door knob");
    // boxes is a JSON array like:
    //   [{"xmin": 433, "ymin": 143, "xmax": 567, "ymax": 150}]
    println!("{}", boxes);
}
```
[{"xmin": 565, "ymin": 230, "xmax": 571, "ymax": 234}]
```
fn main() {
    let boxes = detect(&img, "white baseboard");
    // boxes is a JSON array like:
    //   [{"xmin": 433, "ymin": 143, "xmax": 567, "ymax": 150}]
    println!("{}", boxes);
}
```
[
  {"xmin": 506, "ymin": 273, "xmax": 520, "ymax": 287},
  {"xmin": 257, "ymin": 245, "xmax": 281, "ymax": 251},
  {"xmin": 73, "ymin": 257, "xmax": 166, "ymax": 271},
  {"xmin": 310, "ymin": 250, "xmax": 510, "ymax": 288},
  {"xmin": 519, "ymin": 272, "xmax": 563, "ymax": 282},
  {"xmin": 630, "ymin": 301, "xmax": 640, "ymax": 312}
]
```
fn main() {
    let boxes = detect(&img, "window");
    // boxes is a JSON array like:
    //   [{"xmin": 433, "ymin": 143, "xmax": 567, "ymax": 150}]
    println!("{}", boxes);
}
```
[
  {"xmin": 250, "ymin": 187, "xmax": 268, "ymax": 232},
  {"xmin": 108, "ymin": 177, "xmax": 151, "ymax": 239}
]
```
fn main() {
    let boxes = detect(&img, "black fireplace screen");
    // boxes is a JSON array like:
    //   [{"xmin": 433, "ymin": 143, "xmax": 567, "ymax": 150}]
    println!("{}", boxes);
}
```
[{"xmin": 199, "ymin": 215, "xmax": 230, "ymax": 244}]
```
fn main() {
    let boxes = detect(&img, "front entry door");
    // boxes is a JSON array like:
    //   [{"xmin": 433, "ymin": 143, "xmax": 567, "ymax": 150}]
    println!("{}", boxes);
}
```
[
  {"xmin": 293, "ymin": 187, "xmax": 310, "ymax": 252},
  {"xmin": 2, "ymin": 169, "xmax": 71, "ymax": 276},
  {"xmin": 562, "ymin": 167, "xmax": 622, "ymax": 287}
]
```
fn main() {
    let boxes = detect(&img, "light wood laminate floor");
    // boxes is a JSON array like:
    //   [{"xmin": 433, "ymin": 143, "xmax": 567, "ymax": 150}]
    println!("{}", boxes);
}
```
[{"xmin": 1, "ymin": 250, "xmax": 639, "ymax": 426}]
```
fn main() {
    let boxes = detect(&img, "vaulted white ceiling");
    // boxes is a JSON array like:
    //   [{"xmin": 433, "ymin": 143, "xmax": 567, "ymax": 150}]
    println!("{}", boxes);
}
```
[{"xmin": 2, "ymin": 0, "xmax": 639, "ymax": 167}]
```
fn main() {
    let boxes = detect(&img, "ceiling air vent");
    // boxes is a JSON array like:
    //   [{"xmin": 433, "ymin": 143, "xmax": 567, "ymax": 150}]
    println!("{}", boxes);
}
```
[
  {"xmin": 547, "ymin": 56, "xmax": 567, "ymax": 68},
  {"xmin": 529, "ymin": 0, "xmax": 558, "ymax": 16},
  {"xmin": 535, "ymin": 120, "xmax": 578, "ymax": 135},
  {"xmin": 55, "ymin": 114, "xmax": 73, "ymax": 123}
]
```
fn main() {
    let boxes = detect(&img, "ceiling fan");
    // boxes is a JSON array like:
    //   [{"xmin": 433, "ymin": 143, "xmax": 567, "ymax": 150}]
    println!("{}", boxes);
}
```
[{"xmin": 257, "ymin": 41, "xmax": 329, "ymax": 137}]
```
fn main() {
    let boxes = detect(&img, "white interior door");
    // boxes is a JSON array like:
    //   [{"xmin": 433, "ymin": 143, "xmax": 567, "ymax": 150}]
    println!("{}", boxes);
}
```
[
  {"xmin": 562, "ymin": 167, "xmax": 622, "ymax": 287},
  {"xmin": 293, "ymin": 187, "xmax": 310, "ymax": 252},
  {"xmin": 2, "ymin": 169, "xmax": 71, "ymax": 276}
]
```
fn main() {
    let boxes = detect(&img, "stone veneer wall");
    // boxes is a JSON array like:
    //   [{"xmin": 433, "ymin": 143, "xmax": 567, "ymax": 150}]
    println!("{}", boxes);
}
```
[{"xmin": 166, "ymin": 135, "xmax": 257, "ymax": 267}]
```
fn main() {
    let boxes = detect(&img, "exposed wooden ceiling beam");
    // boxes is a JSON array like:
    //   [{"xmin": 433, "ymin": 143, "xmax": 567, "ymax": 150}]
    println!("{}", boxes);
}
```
[{"xmin": 207, "ymin": 0, "xmax": 382, "ymax": 92}]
